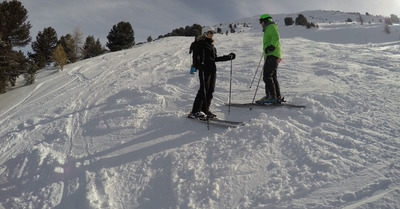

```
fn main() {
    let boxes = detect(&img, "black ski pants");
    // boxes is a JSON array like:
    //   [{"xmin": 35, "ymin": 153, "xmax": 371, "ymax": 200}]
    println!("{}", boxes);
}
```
[
  {"xmin": 192, "ymin": 70, "xmax": 216, "ymax": 114},
  {"xmin": 263, "ymin": 56, "xmax": 281, "ymax": 99}
]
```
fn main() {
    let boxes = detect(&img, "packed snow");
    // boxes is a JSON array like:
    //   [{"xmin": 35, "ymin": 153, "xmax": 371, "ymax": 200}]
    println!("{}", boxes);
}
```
[{"xmin": 1, "ymin": 10, "xmax": 399, "ymax": 209}]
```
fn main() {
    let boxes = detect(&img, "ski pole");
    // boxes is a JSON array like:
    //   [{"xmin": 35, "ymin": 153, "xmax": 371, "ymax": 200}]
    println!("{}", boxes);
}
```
[
  {"xmin": 201, "ymin": 70, "xmax": 210, "ymax": 130},
  {"xmin": 252, "ymin": 69, "xmax": 263, "ymax": 103},
  {"xmin": 228, "ymin": 55, "xmax": 233, "ymax": 114},
  {"xmin": 249, "ymin": 52, "xmax": 264, "ymax": 88}
]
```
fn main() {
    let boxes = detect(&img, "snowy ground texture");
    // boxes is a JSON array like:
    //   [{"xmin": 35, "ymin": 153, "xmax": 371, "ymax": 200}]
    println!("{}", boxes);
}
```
[{"xmin": 1, "ymin": 10, "xmax": 400, "ymax": 209}]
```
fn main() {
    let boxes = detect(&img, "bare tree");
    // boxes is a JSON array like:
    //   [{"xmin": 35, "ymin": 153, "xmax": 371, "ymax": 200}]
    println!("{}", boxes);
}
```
[
  {"xmin": 357, "ymin": 14, "xmax": 364, "ymax": 25},
  {"xmin": 384, "ymin": 24, "xmax": 391, "ymax": 34},
  {"xmin": 72, "ymin": 26, "xmax": 84, "ymax": 59}
]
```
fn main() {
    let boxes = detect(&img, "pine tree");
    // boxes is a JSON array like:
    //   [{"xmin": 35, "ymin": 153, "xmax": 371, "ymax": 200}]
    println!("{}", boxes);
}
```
[
  {"xmin": 59, "ymin": 34, "xmax": 78, "ymax": 63},
  {"xmin": 0, "ymin": 39, "xmax": 25, "ymax": 92},
  {"xmin": 51, "ymin": 44, "xmax": 67, "ymax": 71},
  {"xmin": 391, "ymin": 14, "xmax": 399, "ymax": 24},
  {"xmin": 31, "ymin": 27, "xmax": 58, "ymax": 68},
  {"xmin": 8, "ymin": 50, "xmax": 25, "ymax": 86},
  {"xmin": 284, "ymin": 17, "xmax": 294, "ymax": 26},
  {"xmin": 0, "ymin": 0, "xmax": 32, "ymax": 48},
  {"xmin": 82, "ymin": 35, "xmax": 106, "ymax": 59},
  {"xmin": 0, "ymin": 37, "xmax": 29, "ymax": 92},
  {"xmin": 0, "ymin": 38, "xmax": 10, "ymax": 93},
  {"xmin": 106, "ymin": 21, "xmax": 135, "ymax": 52},
  {"xmin": 295, "ymin": 14, "xmax": 308, "ymax": 26},
  {"xmin": 0, "ymin": 0, "xmax": 32, "ymax": 92},
  {"xmin": 157, "ymin": 24, "xmax": 202, "ymax": 39},
  {"xmin": 24, "ymin": 56, "xmax": 39, "ymax": 85},
  {"xmin": 147, "ymin": 36, "xmax": 153, "ymax": 43}
]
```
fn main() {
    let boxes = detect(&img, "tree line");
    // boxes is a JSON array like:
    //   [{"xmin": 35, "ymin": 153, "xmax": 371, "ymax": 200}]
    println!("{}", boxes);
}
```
[{"xmin": 0, "ymin": 0, "xmax": 137, "ymax": 94}]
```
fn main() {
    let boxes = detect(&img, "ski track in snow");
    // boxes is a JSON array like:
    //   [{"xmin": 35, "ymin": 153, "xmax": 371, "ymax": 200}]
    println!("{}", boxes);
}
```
[{"xmin": 0, "ymin": 11, "xmax": 400, "ymax": 209}]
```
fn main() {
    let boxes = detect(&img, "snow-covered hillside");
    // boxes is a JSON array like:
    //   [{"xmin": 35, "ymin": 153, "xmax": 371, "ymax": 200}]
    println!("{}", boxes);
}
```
[
  {"xmin": 225, "ymin": 10, "xmax": 400, "ymax": 44},
  {"xmin": 1, "ymin": 10, "xmax": 399, "ymax": 209}
]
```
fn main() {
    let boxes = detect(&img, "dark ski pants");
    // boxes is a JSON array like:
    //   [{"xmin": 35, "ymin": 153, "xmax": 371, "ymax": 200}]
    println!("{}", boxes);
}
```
[
  {"xmin": 263, "ymin": 56, "xmax": 281, "ymax": 99},
  {"xmin": 192, "ymin": 70, "xmax": 216, "ymax": 114}
]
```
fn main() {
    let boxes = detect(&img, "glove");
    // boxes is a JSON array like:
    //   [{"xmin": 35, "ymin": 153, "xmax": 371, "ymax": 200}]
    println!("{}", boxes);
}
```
[
  {"xmin": 222, "ymin": 53, "xmax": 236, "ymax": 61},
  {"xmin": 265, "ymin": 45, "xmax": 275, "ymax": 53},
  {"xmin": 190, "ymin": 66, "xmax": 196, "ymax": 74},
  {"xmin": 228, "ymin": 52, "xmax": 236, "ymax": 60}
]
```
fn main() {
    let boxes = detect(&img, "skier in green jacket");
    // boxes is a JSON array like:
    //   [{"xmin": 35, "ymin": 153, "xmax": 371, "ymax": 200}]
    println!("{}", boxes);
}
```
[{"xmin": 258, "ymin": 14, "xmax": 283, "ymax": 103}]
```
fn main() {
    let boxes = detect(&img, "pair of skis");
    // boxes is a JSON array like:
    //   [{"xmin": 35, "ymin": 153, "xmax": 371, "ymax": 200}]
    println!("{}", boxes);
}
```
[
  {"xmin": 187, "ymin": 116, "xmax": 244, "ymax": 128},
  {"xmin": 188, "ymin": 101, "xmax": 306, "ymax": 128},
  {"xmin": 225, "ymin": 101, "xmax": 306, "ymax": 109}
]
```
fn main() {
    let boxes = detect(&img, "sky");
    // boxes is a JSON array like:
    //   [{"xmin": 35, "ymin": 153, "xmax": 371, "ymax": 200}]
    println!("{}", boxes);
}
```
[{"xmin": 17, "ymin": 0, "xmax": 400, "ymax": 52}]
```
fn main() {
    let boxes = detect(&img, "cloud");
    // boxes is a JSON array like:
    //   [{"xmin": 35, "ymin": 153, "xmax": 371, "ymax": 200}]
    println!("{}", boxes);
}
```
[{"xmin": 17, "ymin": 0, "xmax": 399, "ymax": 52}]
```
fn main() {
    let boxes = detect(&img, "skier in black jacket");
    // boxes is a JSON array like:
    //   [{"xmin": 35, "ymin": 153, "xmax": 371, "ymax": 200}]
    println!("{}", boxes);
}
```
[{"xmin": 189, "ymin": 26, "xmax": 236, "ymax": 119}]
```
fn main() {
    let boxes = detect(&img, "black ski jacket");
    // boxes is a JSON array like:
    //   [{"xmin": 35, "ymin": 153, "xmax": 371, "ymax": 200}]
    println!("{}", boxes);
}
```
[{"xmin": 193, "ymin": 36, "xmax": 231, "ymax": 72}]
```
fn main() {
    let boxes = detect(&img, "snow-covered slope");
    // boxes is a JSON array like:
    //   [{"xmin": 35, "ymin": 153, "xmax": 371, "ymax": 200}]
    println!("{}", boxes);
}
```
[
  {"xmin": 1, "ymin": 10, "xmax": 399, "ymax": 209},
  {"xmin": 224, "ymin": 10, "xmax": 400, "ymax": 44}
]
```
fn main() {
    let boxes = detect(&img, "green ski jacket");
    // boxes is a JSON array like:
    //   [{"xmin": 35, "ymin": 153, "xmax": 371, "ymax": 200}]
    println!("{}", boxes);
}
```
[{"xmin": 263, "ymin": 22, "xmax": 282, "ymax": 58}]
